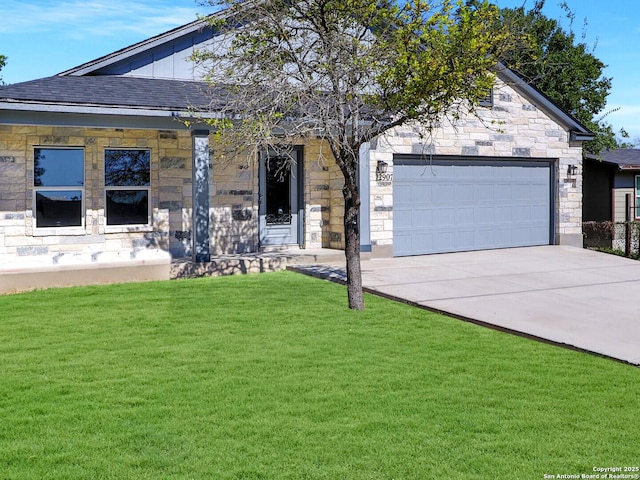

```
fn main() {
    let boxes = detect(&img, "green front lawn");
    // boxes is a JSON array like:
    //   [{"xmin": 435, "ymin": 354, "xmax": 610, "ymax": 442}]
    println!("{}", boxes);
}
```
[{"xmin": 1, "ymin": 272, "xmax": 638, "ymax": 479}]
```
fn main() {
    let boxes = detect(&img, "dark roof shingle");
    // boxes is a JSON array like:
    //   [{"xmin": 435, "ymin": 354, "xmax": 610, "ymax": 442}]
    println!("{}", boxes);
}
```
[
  {"xmin": 586, "ymin": 149, "xmax": 640, "ymax": 169},
  {"xmin": 0, "ymin": 76, "xmax": 220, "ymax": 111}
]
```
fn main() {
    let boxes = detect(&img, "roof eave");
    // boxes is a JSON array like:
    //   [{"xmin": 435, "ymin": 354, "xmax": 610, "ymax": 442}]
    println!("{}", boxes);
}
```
[
  {"xmin": 0, "ymin": 100, "xmax": 222, "ymax": 119},
  {"xmin": 570, "ymin": 131, "xmax": 595, "ymax": 142}
]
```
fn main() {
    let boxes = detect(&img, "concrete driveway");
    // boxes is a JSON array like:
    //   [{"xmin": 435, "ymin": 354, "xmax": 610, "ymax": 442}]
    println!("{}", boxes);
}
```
[{"xmin": 298, "ymin": 246, "xmax": 640, "ymax": 365}]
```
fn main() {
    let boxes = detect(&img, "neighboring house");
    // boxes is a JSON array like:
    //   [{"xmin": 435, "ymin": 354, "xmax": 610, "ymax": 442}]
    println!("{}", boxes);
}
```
[
  {"xmin": 0, "ymin": 14, "xmax": 593, "ymax": 291},
  {"xmin": 583, "ymin": 149, "xmax": 640, "ymax": 223},
  {"xmin": 583, "ymin": 149, "xmax": 640, "ymax": 250}
]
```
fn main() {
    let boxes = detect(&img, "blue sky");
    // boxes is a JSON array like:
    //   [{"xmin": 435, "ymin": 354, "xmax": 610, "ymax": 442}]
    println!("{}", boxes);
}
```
[{"xmin": 1, "ymin": 0, "xmax": 638, "ymax": 142}]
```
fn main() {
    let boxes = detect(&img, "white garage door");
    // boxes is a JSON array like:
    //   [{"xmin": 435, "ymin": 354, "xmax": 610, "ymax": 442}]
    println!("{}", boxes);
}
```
[{"xmin": 393, "ymin": 157, "xmax": 553, "ymax": 256}]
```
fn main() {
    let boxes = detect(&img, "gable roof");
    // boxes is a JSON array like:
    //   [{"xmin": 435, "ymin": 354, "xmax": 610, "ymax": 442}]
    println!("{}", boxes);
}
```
[
  {"xmin": 0, "ymin": 76, "xmax": 221, "ymax": 115},
  {"xmin": 585, "ymin": 149, "xmax": 640, "ymax": 170},
  {"xmin": 0, "ymin": 11, "xmax": 594, "ymax": 140}
]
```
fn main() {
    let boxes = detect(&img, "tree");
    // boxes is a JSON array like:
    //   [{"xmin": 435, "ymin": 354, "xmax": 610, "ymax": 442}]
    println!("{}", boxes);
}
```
[
  {"xmin": 194, "ymin": 0, "xmax": 515, "ymax": 309},
  {"xmin": 494, "ymin": 0, "xmax": 621, "ymax": 154},
  {"xmin": 0, "ymin": 55, "xmax": 6, "ymax": 85}
]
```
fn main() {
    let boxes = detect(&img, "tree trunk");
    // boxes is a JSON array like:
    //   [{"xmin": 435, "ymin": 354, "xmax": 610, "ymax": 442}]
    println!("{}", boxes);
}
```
[{"xmin": 343, "ymin": 177, "xmax": 364, "ymax": 310}]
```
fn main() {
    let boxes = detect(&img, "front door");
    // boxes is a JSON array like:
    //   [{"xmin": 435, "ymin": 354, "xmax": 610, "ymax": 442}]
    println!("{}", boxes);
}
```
[{"xmin": 259, "ymin": 147, "xmax": 302, "ymax": 246}]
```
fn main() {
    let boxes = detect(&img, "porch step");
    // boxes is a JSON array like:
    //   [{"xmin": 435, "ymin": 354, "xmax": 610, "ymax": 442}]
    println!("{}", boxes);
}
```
[{"xmin": 170, "ymin": 248, "xmax": 347, "ymax": 279}]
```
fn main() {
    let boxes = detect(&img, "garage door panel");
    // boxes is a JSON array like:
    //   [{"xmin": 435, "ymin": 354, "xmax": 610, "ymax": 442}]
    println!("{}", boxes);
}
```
[
  {"xmin": 434, "ymin": 207, "xmax": 457, "ymax": 225},
  {"xmin": 454, "ymin": 230, "xmax": 475, "ymax": 249},
  {"xmin": 475, "ymin": 228, "xmax": 499, "ymax": 247},
  {"xmin": 394, "ymin": 184, "xmax": 413, "ymax": 203},
  {"xmin": 531, "ymin": 184, "xmax": 550, "ymax": 198},
  {"xmin": 494, "ymin": 206, "xmax": 513, "ymax": 222},
  {"xmin": 433, "ymin": 183, "xmax": 455, "ymax": 200},
  {"xmin": 393, "ymin": 208, "xmax": 414, "ymax": 228},
  {"xmin": 531, "ymin": 205, "xmax": 548, "ymax": 220},
  {"xmin": 394, "ymin": 231, "xmax": 433, "ymax": 256},
  {"xmin": 412, "ymin": 184, "xmax": 433, "ymax": 202},
  {"xmin": 455, "ymin": 208, "xmax": 474, "ymax": 225},
  {"xmin": 455, "ymin": 166, "xmax": 474, "ymax": 179},
  {"xmin": 411, "ymin": 208, "xmax": 433, "ymax": 227},
  {"xmin": 433, "ymin": 230, "xmax": 455, "ymax": 251},
  {"xmin": 475, "ymin": 184, "xmax": 495, "ymax": 201},
  {"xmin": 495, "ymin": 184, "xmax": 514, "ymax": 201},
  {"xmin": 454, "ymin": 183, "xmax": 474, "ymax": 202},
  {"xmin": 393, "ymin": 158, "xmax": 552, "ymax": 256},
  {"xmin": 475, "ymin": 206, "xmax": 497, "ymax": 224}
]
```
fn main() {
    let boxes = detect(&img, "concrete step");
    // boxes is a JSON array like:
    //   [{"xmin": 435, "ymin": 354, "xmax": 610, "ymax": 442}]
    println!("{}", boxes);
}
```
[{"xmin": 170, "ymin": 248, "xmax": 347, "ymax": 279}]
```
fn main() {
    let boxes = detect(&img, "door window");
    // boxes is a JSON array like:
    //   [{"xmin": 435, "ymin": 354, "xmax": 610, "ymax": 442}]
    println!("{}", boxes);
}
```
[{"xmin": 265, "ymin": 156, "xmax": 291, "ymax": 225}]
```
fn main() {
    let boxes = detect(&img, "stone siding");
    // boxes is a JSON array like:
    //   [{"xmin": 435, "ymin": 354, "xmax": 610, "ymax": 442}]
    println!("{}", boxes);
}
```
[
  {"xmin": 0, "ymin": 125, "xmax": 342, "ymax": 269},
  {"xmin": 0, "ymin": 126, "xmax": 183, "ymax": 266},
  {"xmin": 367, "ymin": 78, "xmax": 585, "ymax": 251},
  {"xmin": 1, "ymin": 76, "xmax": 588, "ymax": 272},
  {"xmin": 0, "ymin": 125, "xmax": 269, "ymax": 267},
  {"xmin": 303, "ymin": 139, "xmax": 333, "ymax": 248}
]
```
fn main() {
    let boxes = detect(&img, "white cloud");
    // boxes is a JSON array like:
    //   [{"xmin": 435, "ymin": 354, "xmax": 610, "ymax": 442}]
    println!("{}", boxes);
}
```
[
  {"xmin": 0, "ymin": 0, "xmax": 201, "ymax": 37},
  {"xmin": 0, "ymin": 0, "xmax": 206, "ymax": 83}
]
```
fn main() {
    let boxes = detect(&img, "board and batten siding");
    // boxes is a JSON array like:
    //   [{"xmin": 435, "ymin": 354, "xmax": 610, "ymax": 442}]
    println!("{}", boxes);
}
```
[{"xmin": 613, "ymin": 188, "xmax": 634, "ymax": 223}]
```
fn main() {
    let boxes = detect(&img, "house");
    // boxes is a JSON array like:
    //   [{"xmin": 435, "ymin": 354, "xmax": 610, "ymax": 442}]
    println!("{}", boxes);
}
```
[
  {"xmin": 583, "ymin": 149, "xmax": 640, "ymax": 223},
  {"xmin": 0, "ymin": 14, "xmax": 593, "ymax": 292},
  {"xmin": 583, "ymin": 149, "xmax": 640, "ymax": 250}
]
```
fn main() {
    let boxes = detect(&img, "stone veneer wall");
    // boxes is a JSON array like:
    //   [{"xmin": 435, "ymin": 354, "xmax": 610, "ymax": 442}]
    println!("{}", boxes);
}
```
[
  {"xmin": 303, "ymin": 139, "xmax": 333, "ymax": 249},
  {"xmin": 0, "ymin": 126, "xmax": 344, "ymax": 267},
  {"xmin": 0, "ymin": 125, "xmax": 265, "ymax": 266},
  {"xmin": 206, "ymin": 138, "xmax": 338, "ymax": 252},
  {"xmin": 208, "ymin": 148, "xmax": 257, "ymax": 255},
  {"xmin": 328, "ymin": 156, "xmax": 346, "ymax": 250},
  {"xmin": 2, "ymin": 78, "xmax": 583, "ymax": 267},
  {"xmin": 367, "ymin": 78, "xmax": 585, "ymax": 253},
  {"xmin": 0, "ymin": 126, "xmax": 172, "ymax": 266}
]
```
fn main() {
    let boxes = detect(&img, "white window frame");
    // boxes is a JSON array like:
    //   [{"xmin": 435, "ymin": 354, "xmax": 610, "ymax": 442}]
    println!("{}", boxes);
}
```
[
  {"xmin": 104, "ymin": 148, "xmax": 152, "ymax": 232},
  {"xmin": 33, "ymin": 147, "xmax": 85, "ymax": 234}
]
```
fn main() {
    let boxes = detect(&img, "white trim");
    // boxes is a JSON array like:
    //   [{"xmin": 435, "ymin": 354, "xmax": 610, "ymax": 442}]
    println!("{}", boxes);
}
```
[
  {"xmin": 32, "ymin": 227, "xmax": 88, "ymax": 237},
  {"xmin": 104, "ymin": 224, "xmax": 154, "ymax": 234},
  {"xmin": 32, "ymin": 147, "xmax": 86, "ymax": 231}
]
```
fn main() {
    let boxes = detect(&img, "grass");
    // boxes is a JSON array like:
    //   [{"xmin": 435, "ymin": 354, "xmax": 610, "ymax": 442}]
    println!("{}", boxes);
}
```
[
  {"xmin": 1, "ymin": 271, "xmax": 639, "ymax": 479},
  {"xmin": 594, "ymin": 246, "xmax": 640, "ymax": 260}
]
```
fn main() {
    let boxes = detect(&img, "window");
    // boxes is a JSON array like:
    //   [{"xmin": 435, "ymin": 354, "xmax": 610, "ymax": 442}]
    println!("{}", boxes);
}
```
[
  {"xmin": 636, "ymin": 176, "xmax": 640, "ymax": 219},
  {"xmin": 105, "ymin": 149, "xmax": 151, "ymax": 226},
  {"xmin": 34, "ymin": 148, "xmax": 84, "ymax": 228}
]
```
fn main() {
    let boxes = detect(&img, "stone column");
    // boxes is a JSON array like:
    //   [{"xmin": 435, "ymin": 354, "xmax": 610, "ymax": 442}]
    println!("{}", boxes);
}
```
[{"xmin": 192, "ymin": 130, "xmax": 211, "ymax": 262}]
